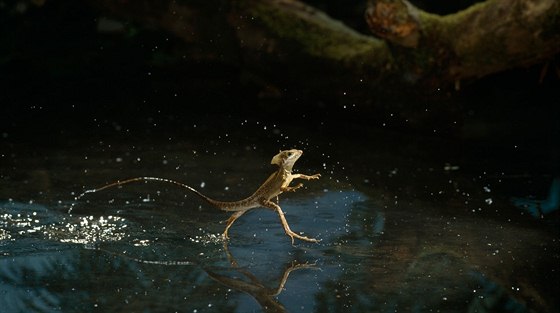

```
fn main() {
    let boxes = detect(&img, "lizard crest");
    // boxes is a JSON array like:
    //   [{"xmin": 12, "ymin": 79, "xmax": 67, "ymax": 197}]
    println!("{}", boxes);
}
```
[{"xmin": 270, "ymin": 149, "xmax": 302, "ymax": 172}]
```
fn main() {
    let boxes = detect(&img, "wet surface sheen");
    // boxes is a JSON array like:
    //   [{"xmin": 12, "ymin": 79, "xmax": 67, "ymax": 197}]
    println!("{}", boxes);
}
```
[{"xmin": 1, "ymin": 122, "xmax": 558, "ymax": 313}]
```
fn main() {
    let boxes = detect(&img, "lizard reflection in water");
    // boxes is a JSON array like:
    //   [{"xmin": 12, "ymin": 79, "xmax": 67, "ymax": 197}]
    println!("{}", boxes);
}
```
[
  {"xmin": 205, "ymin": 242, "xmax": 318, "ymax": 313},
  {"xmin": 71, "ymin": 149, "xmax": 321, "ymax": 244},
  {"xmin": 91, "ymin": 241, "xmax": 317, "ymax": 313}
]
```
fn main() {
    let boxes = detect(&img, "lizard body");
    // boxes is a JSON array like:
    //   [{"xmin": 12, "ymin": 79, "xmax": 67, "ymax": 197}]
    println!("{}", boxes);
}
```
[{"xmin": 70, "ymin": 149, "xmax": 320, "ymax": 244}]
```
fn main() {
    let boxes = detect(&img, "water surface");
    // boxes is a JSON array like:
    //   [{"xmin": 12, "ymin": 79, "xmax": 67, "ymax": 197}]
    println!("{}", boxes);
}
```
[{"xmin": 1, "ymin": 120, "xmax": 558, "ymax": 312}]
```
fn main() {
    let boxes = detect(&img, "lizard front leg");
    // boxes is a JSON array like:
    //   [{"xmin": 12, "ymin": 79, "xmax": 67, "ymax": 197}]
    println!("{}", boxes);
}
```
[
  {"xmin": 281, "ymin": 183, "xmax": 303, "ymax": 192},
  {"xmin": 291, "ymin": 173, "xmax": 321, "ymax": 180},
  {"xmin": 281, "ymin": 173, "xmax": 320, "ymax": 192}
]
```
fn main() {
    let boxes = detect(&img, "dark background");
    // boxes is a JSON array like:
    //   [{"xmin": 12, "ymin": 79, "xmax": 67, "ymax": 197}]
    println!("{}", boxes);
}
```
[{"xmin": 0, "ymin": 0, "xmax": 558, "ymax": 146}]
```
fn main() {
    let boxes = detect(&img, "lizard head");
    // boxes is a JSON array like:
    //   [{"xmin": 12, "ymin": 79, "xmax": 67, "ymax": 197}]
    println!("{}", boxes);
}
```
[{"xmin": 271, "ymin": 149, "xmax": 303, "ymax": 170}]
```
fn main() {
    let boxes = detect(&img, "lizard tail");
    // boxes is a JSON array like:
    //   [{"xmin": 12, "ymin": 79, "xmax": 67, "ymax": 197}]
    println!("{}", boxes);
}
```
[{"xmin": 68, "ymin": 176, "xmax": 219, "ymax": 213}]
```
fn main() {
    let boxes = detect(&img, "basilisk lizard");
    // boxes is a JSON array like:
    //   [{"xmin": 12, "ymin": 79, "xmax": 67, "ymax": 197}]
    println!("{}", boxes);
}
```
[{"xmin": 70, "ymin": 149, "xmax": 321, "ymax": 244}]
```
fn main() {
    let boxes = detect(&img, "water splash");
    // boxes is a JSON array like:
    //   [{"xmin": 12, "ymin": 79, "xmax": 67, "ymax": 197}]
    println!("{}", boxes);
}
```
[
  {"xmin": 1, "ymin": 201, "xmax": 129, "ymax": 246},
  {"xmin": 45, "ymin": 215, "xmax": 129, "ymax": 245}
]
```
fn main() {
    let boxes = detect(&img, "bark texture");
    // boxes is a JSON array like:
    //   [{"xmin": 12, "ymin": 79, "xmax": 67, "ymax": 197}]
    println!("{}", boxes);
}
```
[{"xmin": 86, "ymin": 0, "xmax": 560, "ymax": 129}]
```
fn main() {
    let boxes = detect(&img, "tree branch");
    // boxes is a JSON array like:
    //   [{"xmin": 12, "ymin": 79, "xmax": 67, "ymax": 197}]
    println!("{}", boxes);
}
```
[
  {"xmin": 366, "ymin": 0, "xmax": 560, "ymax": 83},
  {"xmin": 85, "ymin": 0, "xmax": 559, "ymax": 129}
]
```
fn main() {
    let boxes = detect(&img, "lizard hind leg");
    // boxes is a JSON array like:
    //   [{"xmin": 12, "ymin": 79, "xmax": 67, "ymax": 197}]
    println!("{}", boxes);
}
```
[
  {"xmin": 262, "ymin": 200, "xmax": 319, "ymax": 245},
  {"xmin": 222, "ymin": 210, "xmax": 246, "ymax": 240}
]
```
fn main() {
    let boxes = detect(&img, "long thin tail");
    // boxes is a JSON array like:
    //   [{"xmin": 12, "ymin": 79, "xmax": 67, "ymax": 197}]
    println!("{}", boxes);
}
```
[{"xmin": 68, "ymin": 176, "xmax": 218, "ymax": 214}]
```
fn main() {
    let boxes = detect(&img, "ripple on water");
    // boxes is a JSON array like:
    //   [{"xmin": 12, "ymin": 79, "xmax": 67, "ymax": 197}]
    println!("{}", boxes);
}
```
[{"xmin": 188, "ymin": 230, "xmax": 224, "ymax": 246}]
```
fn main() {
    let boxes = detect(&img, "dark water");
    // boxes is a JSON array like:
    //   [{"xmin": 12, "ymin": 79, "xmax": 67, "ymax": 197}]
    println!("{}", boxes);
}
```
[{"xmin": 1, "ymin": 118, "xmax": 559, "ymax": 313}]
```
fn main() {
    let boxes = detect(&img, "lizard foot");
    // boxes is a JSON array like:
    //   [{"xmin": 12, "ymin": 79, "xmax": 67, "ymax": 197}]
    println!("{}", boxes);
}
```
[
  {"xmin": 291, "ymin": 183, "xmax": 304, "ymax": 191},
  {"xmin": 282, "ymin": 183, "xmax": 304, "ymax": 192},
  {"xmin": 286, "ymin": 231, "xmax": 320, "ymax": 245},
  {"xmin": 222, "ymin": 232, "xmax": 230, "ymax": 241}
]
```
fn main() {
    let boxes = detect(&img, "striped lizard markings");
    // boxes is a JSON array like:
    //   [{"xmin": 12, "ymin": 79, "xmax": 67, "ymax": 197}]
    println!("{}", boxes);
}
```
[{"xmin": 70, "ymin": 149, "xmax": 321, "ymax": 244}]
